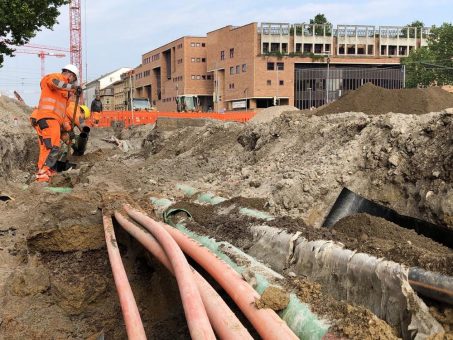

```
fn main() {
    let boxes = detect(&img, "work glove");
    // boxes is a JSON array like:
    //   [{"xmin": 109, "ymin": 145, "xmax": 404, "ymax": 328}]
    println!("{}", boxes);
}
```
[{"xmin": 75, "ymin": 86, "xmax": 83, "ymax": 96}]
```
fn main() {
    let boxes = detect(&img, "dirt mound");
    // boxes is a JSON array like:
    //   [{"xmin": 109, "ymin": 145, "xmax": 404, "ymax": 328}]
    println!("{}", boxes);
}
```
[
  {"xmin": 27, "ymin": 224, "xmax": 105, "ymax": 253},
  {"xmin": 317, "ymin": 83, "xmax": 453, "ymax": 115},
  {"xmin": 250, "ymin": 105, "xmax": 298, "ymax": 123},
  {"xmin": 332, "ymin": 214, "xmax": 453, "ymax": 274},
  {"xmin": 0, "ymin": 95, "xmax": 31, "ymax": 121},
  {"xmin": 293, "ymin": 278, "xmax": 398, "ymax": 339},
  {"xmin": 255, "ymin": 286, "xmax": 289, "ymax": 311},
  {"xmin": 0, "ymin": 96, "xmax": 36, "ymax": 178}
]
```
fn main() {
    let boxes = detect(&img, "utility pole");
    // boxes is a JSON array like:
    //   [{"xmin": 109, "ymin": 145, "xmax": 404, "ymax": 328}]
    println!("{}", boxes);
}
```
[
  {"xmin": 276, "ymin": 62, "xmax": 279, "ymax": 106},
  {"xmin": 129, "ymin": 71, "xmax": 134, "ymax": 125},
  {"xmin": 326, "ymin": 57, "xmax": 330, "ymax": 104},
  {"xmin": 176, "ymin": 83, "xmax": 179, "ymax": 111}
]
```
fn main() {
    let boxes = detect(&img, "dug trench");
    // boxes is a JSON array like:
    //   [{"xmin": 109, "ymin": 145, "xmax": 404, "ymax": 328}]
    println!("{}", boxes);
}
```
[{"xmin": 1, "ymin": 89, "xmax": 453, "ymax": 338}]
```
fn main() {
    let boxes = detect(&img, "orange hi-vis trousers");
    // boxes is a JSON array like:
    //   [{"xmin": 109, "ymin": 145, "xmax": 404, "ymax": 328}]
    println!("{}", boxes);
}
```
[{"xmin": 32, "ymin": 118, "xmax": 61, "ymax": 170}]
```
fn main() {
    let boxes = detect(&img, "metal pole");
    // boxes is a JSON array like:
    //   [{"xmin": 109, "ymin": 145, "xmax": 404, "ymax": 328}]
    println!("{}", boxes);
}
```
[
  {"xmin": 129, "ymin": 72, "xmax": 134, "ymax": 125},
  {"xmin": 326, "ymin": 57, "xmax": 330, "ymax": 104},
  {"xmin": 276, "ymin": 64, "xmax": 279, "ymax": 105},
  {"xmin": 402, "ymin": 64, "xmax": 406, "ymax": 88}
]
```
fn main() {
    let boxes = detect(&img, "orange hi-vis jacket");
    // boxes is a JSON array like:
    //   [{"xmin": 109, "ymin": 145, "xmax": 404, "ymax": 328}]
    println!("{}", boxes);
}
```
[
  {"xmin": 65, "ymin": 101, "xmax": 84, "ymax": 131},
  {"xmin": 30, "ymin": 73, "xmax": 75, "ymax": 125}
]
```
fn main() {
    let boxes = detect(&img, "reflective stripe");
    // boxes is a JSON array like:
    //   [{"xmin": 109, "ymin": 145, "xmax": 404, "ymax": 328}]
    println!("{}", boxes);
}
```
[
  {"xmin": 39, "ymin": 105, "xmax": 56, "ymax": 111},
  {"xmin": 40, "ymin": 97, "xmax": 57, "ymax": 103},
  {"xmin": 56, "ymin": 102, "xmax": 66, "ymax": 110},
  {"xmin": 38, "ymin": 96, "xmax": 67, "ymax": 119}
]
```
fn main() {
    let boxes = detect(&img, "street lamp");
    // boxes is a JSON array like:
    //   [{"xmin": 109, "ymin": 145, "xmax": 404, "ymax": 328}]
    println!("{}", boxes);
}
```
[{"xmin": 326, "ymin": 57, "xmax": 331, "ymax": 104}]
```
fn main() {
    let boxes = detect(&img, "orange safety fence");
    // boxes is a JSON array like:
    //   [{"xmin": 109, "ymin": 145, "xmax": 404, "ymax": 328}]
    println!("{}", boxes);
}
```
[{"xmin": 84, "ymin": 111, "xmax": 256, "ymax": 128}]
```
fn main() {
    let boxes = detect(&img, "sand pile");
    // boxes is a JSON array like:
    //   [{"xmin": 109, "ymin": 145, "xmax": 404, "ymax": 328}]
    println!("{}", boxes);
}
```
[
  {"xmin": 317, "ymin": 83, "xmax": 453, "ymax": 115},
  {"xmin": 0, "ymin": 96, "xmax": 36, "ymax": 179},
  {"xmin": 250, "ymin": 105, "xmax": 298, "ymax": 123}
]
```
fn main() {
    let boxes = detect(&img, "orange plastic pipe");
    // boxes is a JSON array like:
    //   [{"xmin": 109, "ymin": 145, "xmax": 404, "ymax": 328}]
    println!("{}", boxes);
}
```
[
  {"xmin": 114, "ymin": 211, "xmax": 253, "ymax": 340},
  {"xmin": 124, "ymin": 205, "xmax": 298, "ymax": 340},
  {"xmin": 120, "ymin": 209, "xmax": 215, "ymax": 340},
  {"xmin": 102, "ymin": 215, "xmax": 147, "ymax": 340}
]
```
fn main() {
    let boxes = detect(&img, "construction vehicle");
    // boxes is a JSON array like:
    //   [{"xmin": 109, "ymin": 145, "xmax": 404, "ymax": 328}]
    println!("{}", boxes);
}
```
[
  {"xmin": 176, "ymin": 95, "xmax": 200, "ymax": 112},
  {"xmin": 129, "ymin": 98, "xmax": 152, "ymax": 111}
]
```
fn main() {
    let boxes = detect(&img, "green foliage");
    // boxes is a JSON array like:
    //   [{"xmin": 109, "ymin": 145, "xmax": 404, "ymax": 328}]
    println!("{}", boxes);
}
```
[
  {"xmin": 403, "ymin": 22, "xmax": 453, "ymax": 87},
  {"xmin": 309, "ymin": 14, "xmax": 332, "ymax": 36},
  {"xmin": 403, "ymin": 47, "xmax": 437, "ymax": 87},
  {"xmin": 0, "ymin": 0, "xmax": 69, "ymax": 66},
  {"xmin": 401, "ymin": 20, "xmax": 424, "ymax": 38}
]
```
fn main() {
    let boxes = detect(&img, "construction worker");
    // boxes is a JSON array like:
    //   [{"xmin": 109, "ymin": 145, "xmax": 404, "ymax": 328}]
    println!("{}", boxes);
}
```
[
  {"xmin": 61, "ymin": 96, "xmax": 90, "ymax": 145},
  {"xmin": 91, "ymin": 94, "xmax": 102, "ymax": 127},
  {"xmin": 30, "ymin": 64, "xmax": 82, "ymax": 183}
]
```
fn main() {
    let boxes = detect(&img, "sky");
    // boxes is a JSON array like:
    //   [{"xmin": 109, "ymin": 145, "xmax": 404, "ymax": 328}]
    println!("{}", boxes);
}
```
[{"xmin": 0, "ymin": 0, "xmax": 452, "ymax": 106}]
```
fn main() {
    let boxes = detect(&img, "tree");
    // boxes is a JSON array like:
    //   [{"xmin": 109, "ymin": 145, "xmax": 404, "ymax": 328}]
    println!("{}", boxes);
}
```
[
  {"xmin": 0, "ymin": 0, "xmax": 69, "ymax": 67},
  {"xmin": 309, "ymin": 14, "xmax": 332, "ymax": 36},
  {"xmin": 403, "ymin": 23, "xmax": 453, "ymax": 87},
  {"xmin": 401, "ymin": 20, "xmax": 424, "ymax": 38}
]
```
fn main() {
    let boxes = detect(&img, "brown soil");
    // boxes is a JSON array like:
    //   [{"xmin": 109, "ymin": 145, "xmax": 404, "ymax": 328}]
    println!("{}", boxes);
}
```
[
  {"xmin": 254, "ymin": 286, "xmax": 289, "ymax": 311},
  {"xmin": 1, "ymin": 92, "xmax": 452, "ymax": 338},
  {"xmin": 292, "ymin": 277, "xmax": 398, "ymax": 339},
  {"xmin": 172, "ymin": 199, "xmax": 453, "ymax": 275},
  {"xmin": 332, "ymin": 214, "xmax": 453, "ymax": 274},
  {"xmin": 318, "ymin": 83, "xmax": 453, "ymax": 115}
]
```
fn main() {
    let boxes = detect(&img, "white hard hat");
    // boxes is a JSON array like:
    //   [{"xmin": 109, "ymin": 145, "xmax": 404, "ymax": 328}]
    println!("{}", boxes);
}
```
[{"xmin": 62, "ymin": 64, "xmax": 79, "ymax": 80}]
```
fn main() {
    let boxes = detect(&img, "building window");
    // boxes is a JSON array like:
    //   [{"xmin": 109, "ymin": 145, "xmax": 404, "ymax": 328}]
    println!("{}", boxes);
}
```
[
  {"xmin": 196, "ymin": 58, "xmax": 201, "ymax": 62},
  {"xmin": 220, "ymin": 51, "xmax": 225, "ymax": 60},
  {"xmin": 191, "ymin": 58, "xmax": 195, "ymax": 62},
  {"xmin": 207, "ymin": 75, "xmax": 212, "ymax": 80},
  {"xmin": 236, "ymin": 65, "xmax": 240, "ymax": 74},
  {"xmin": 202, "ymin": 58, "xmax": 206, "ymax": 62},
  {"xmin": 242, "ymin": 64, "xmax": 247, "ymax": 72},
  {"xmin": 230, "ymin": 48, "xmax": 234, "ymax": 58},
  {"xmin": 230, "ymin": 66, "xmax": 234, "ymax": 75},
  {"xmin": 191, "ymin": 75, "xmax": 196, "ymax": 80},
  {"xmin": 196, "ymin": 75, "xmax": 201, "ymax": 80},
  {"xmin": 277, "ymin": 62, "xmax": 284, "ymax": 71},
  {"xmin": 191, "ymin": 42, "xmax": 195, "ymax": 47},
  {"xmin": 267, "ymin": 80, "xmax": 272, "ymax": 85},
  {"xmin": 267, "ymin": 62, "xmax": 275, "ymax": 70},
  {"xmin": 202, "ymin": 43, "xmax": 206, "ymax": 47},
  {"xmin": 202, "ymin": 75, "xmax": 206, "ymax": 80},
  {"xmin": 279, "ymin": 80, "xmax": 284, "ymax": 85},
  {"xmin": 196, "ymin": 42, "xmax": 200, "ymax": 47}
]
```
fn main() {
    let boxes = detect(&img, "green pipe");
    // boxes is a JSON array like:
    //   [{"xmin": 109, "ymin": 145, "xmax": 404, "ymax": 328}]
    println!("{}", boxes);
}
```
[
  {"xmin": 176, "ymin": 183, "xmax": 274, "ymax": 220},
  {"xmin": 44, "ymin": 187, "xmax": 73, "ymax": 194}
]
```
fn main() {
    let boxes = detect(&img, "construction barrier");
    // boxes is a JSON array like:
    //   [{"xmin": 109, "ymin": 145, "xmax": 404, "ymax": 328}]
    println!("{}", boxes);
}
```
[{"xmin": 84, "ymin": 111, "xmax": 256, "ymax": 128}]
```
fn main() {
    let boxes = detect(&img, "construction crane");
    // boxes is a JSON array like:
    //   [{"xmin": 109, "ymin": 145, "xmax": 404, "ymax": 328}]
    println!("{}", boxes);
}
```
[
  {"xmin": 13, "ymin": 46, "xmax": 67, "ymax": 78},
  {"xmin": 70, "ymin": 0, "xmax": 83, "ymax": 84}
]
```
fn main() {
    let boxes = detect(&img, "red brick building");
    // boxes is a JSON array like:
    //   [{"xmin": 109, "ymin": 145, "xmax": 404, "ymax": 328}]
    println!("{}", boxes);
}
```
[{"xmin": 134, "ymin": 22, "xmax": 429, "ymax": 112}]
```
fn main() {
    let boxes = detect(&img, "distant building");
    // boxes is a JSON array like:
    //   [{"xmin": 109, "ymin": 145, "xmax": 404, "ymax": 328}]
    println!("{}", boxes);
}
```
[
  {"xmin": 134, "ymin": 36, "xmax": 213, "ymax": 112},
  {"xmin": 133, "ymin": 22, "xmax": 430, "ymax": 111},
  {"xmin": 84, "ymin": 67, "xmax": 131, "ymax": 108},
  {"xmin": 99, "ymin": 86, "xmax": 114, "ymax": 111}
]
